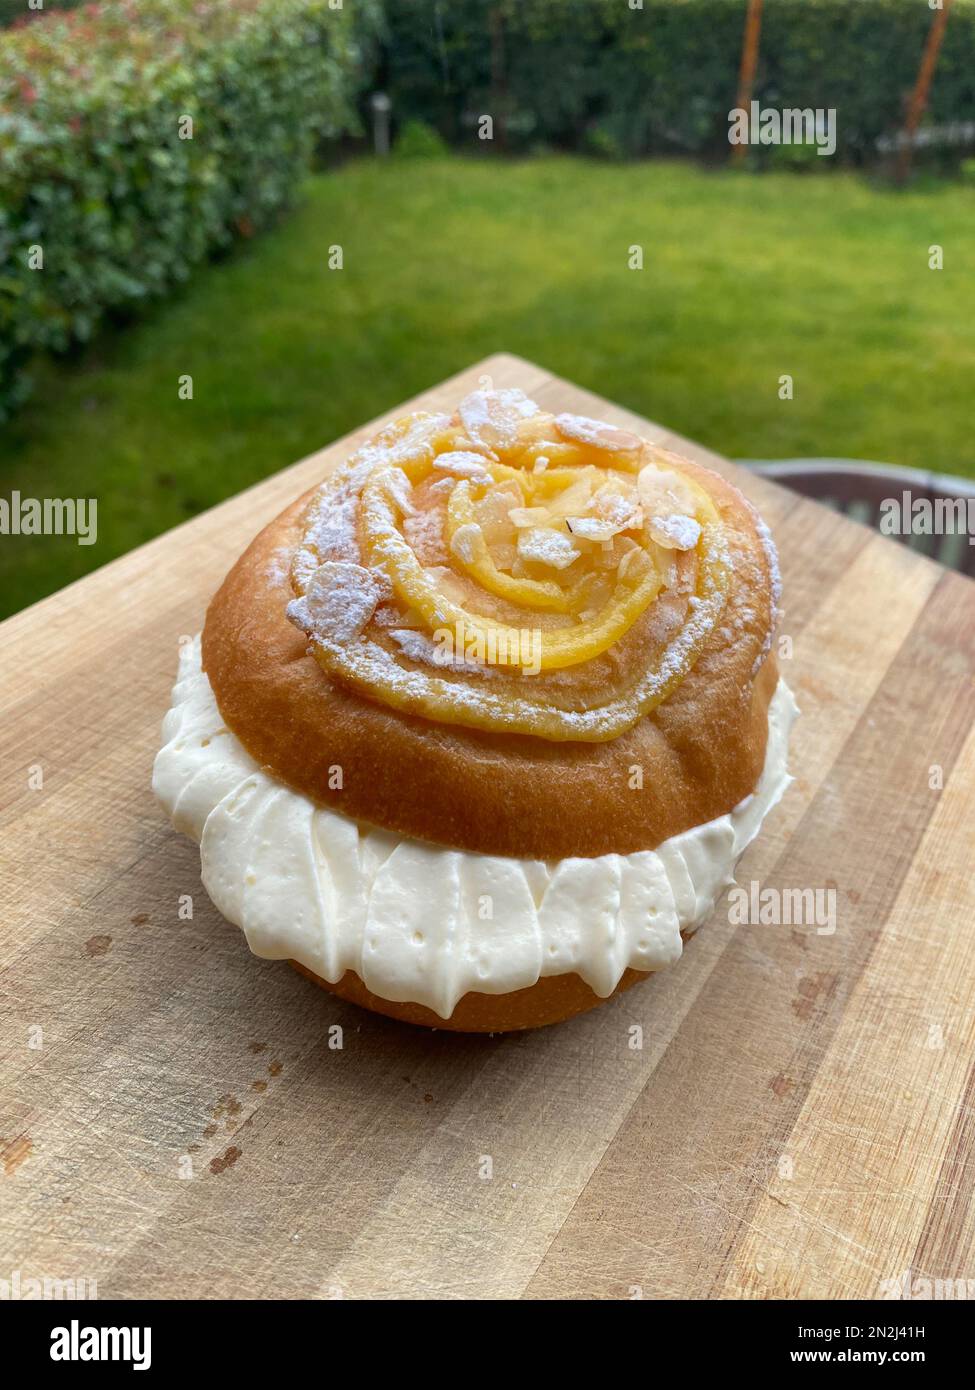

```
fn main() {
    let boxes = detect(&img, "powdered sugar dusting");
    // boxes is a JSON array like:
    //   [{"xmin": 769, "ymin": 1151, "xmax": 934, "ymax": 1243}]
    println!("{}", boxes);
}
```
[
  {"xmin": 291, "ymin": 414, "xmax": 452, "ymax": 588},
  {"xmin": 402, "ymin": 508, "xmax": 449, "ymax": 566},
  {"xmin": 291, "ymin": 456, "xmax": 373, "ymax": 586},
  {"xmin": 265, "ymin": 546, "xmax": 292, "ymax": 587},
  {"xmin": 739, "ymin": 495, "xmax": 782, "ymax": 674},
  {"xmin": 356, "ymin": 412, "xmax": 452, "ymax": 471},
  {"xmin": 372, "ymin": 602, "xmax": 407, "ymax": 628},
  {"xmin": 754, "ymin": 515, "xmax": 782, "ymax": 617},
  {"xmin": 595, "ymin": 491, "xmax": 641, "ymax": 528},
  {"xmin": 389, "ymin": 628, "xmax": 494, "ymax": 676}
]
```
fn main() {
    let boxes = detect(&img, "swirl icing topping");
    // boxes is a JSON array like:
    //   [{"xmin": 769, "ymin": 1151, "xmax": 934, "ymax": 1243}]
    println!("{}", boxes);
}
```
[{"xmin": 285, "ymin": 390, "xmax": 733, "ymax": 742}]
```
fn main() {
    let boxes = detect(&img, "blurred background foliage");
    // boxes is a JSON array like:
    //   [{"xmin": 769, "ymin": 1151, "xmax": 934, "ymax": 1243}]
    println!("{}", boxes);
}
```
[
  {"xmin": 0, "ymin": 0, "xmax": 973, "ymax": 616},
  {"xmin": 380, "ymin": 0, "xmax": 975, "ymax": 163}
]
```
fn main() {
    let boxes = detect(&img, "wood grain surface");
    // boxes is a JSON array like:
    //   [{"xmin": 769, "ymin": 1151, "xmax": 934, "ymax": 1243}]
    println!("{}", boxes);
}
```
[{"xmin": 1, "ymin": 354, "xmax": 973, "ymax": 1300}]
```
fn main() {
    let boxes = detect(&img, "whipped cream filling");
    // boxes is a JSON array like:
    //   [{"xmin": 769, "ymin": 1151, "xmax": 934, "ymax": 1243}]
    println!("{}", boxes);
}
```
[{"xmin": 153, "ymin": 639, "xmax": 797, "ymax": 1018}]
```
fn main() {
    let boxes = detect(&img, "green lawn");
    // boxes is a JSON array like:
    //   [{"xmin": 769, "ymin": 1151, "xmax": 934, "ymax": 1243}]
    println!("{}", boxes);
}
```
[{"xmin": 1, "ymin": 156, "xmax": 972, "ymax": 619}]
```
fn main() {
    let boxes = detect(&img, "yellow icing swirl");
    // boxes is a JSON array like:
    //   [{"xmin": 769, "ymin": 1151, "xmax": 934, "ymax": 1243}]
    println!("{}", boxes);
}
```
[{"xmin": 287, "ymin": 391, "xmax": 731, "ymax": 741}]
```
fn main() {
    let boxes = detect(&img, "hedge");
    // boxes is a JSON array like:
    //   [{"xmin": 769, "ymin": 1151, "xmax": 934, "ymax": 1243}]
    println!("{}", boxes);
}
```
[
  {"xmin": 380, "ymin": 0, "xmax": 975, "ymax": 162},
  {"xmin": 0, "ymin": 0, "xmax": 379, "ymax": 418}
]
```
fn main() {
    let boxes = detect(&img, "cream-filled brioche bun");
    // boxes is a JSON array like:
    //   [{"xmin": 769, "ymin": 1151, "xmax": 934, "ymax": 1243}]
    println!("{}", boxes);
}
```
[{"xmin": 155, "ymin": 390, "xmax": 794, "ymax": 1031}]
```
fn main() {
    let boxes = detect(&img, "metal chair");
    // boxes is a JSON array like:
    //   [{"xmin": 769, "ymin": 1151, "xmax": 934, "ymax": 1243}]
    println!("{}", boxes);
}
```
[{"xmin": 743, "ymin": 459, "xmax": 975, "ymax": 577}]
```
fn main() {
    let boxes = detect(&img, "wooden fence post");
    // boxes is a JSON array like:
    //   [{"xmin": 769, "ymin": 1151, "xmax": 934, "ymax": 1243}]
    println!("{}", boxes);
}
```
[
  {"xmin": 733, "ymin": 0, "xmax": 764, "ymax": 164},
  {"xmin": 896, "ymin": 0, "xmax": 954, "ymax": 183}
]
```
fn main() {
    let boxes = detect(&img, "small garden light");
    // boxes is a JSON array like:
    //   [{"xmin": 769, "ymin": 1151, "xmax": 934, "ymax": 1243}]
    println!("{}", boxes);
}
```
[{"xmin": 371, "ymin": 92, "xmax": 392, "ymax": 157}]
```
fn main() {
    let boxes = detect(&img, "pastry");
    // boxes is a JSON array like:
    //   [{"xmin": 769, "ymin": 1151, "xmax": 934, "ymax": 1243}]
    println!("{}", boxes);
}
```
[{"xmin": 154, "ymin": 388, "xmax": 796, "ymax": 1031}]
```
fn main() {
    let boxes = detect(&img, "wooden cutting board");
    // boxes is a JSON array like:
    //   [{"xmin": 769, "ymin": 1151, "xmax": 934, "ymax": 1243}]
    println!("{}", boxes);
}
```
[{"xmin": 2, "ymin": 354, "xmax": 974, "ymax": 1301}]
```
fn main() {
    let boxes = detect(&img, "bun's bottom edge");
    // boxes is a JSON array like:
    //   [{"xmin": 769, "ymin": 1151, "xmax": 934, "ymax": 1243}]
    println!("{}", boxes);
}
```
[{"xmin": 287, "ymin": 958, "xmax": 657, "ymax": 1033}]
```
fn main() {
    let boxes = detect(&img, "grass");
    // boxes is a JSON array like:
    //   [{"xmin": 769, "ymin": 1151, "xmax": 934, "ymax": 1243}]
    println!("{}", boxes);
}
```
[{"xmin": 1, "ymin": 155, "xmax": 973, "ymax": 619}]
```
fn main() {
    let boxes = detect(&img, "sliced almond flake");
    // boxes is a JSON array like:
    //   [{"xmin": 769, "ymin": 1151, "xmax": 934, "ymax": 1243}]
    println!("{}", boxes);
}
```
[
  {"xmin": 423, "ymin": 564, "xmax": 470, "ymax": 606},
  {"xmin": 475, "ymin": 492, "xmax": 520, "ymax": 548},
  {"xmin": 491, "ymin": 541, "xmax": 517, "ymax": 570},
  {"xmin": 449, "ymin": 521, "xmax": 482, "ymax": 565},
  {"xmin": 637, "ymin": 464, "xmax": 698, "ymax": 517},
  {"xmin": 286, "ymin": 561, "xmax": 390, "ymax": 646},
  {"xmin": 648, "ymin": 513, "xmax": 702, "ymax": 551},
  {"xmin": 517, "ymin": 527, "xmax": 581, "ymax": 570},
  {"xmin": 548, "ymin": 470, "xmax": 598, "ymax": 517},
  {"xmin": 617, "ymin": 548, "xmax": 640, "ymax": 580},
  {"xmin": 433, "ymin": 450, "xmax": 493, "ymax": 485},
  {"xmin": 566, "ymin": 515, "xmax": 630, "ymax": 542},
  {"xmin": 565, "ymin": 516, "xmax": 613, "ymax": 541},
  {"xmin": 554, "ymin": 412, "xmax": 642, "ymax": 453},
  {"xmin": 507, "ymin": 505, "xmax": 551, "ymax": 529},
  {"xmin": 451, "ymin": 435, "xmax": 500, "ymax": 462},
  {"xmin": 379, "ymin": 465, "xmax": 416, "ymax": 517},
  {"xmin": 458, "ymin": 388, "xmax": 540, "ymax": 450}
]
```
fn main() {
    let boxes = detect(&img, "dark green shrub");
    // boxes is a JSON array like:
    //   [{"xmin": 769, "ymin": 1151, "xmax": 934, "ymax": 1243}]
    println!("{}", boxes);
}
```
[
  {"xmin": 582, "ymin": 121, "xmax": 626, "ymax": 162},
  {"xmin": 767, "ymin": 140, "xmax": 827, "ymax": 173},
  {"xmin": 0, "ymin": 0, "xmax": 379, "ymax": 418},
  {"xmin": 393, "ymin": 117, "xmax": 450, "ymax": 158}
]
